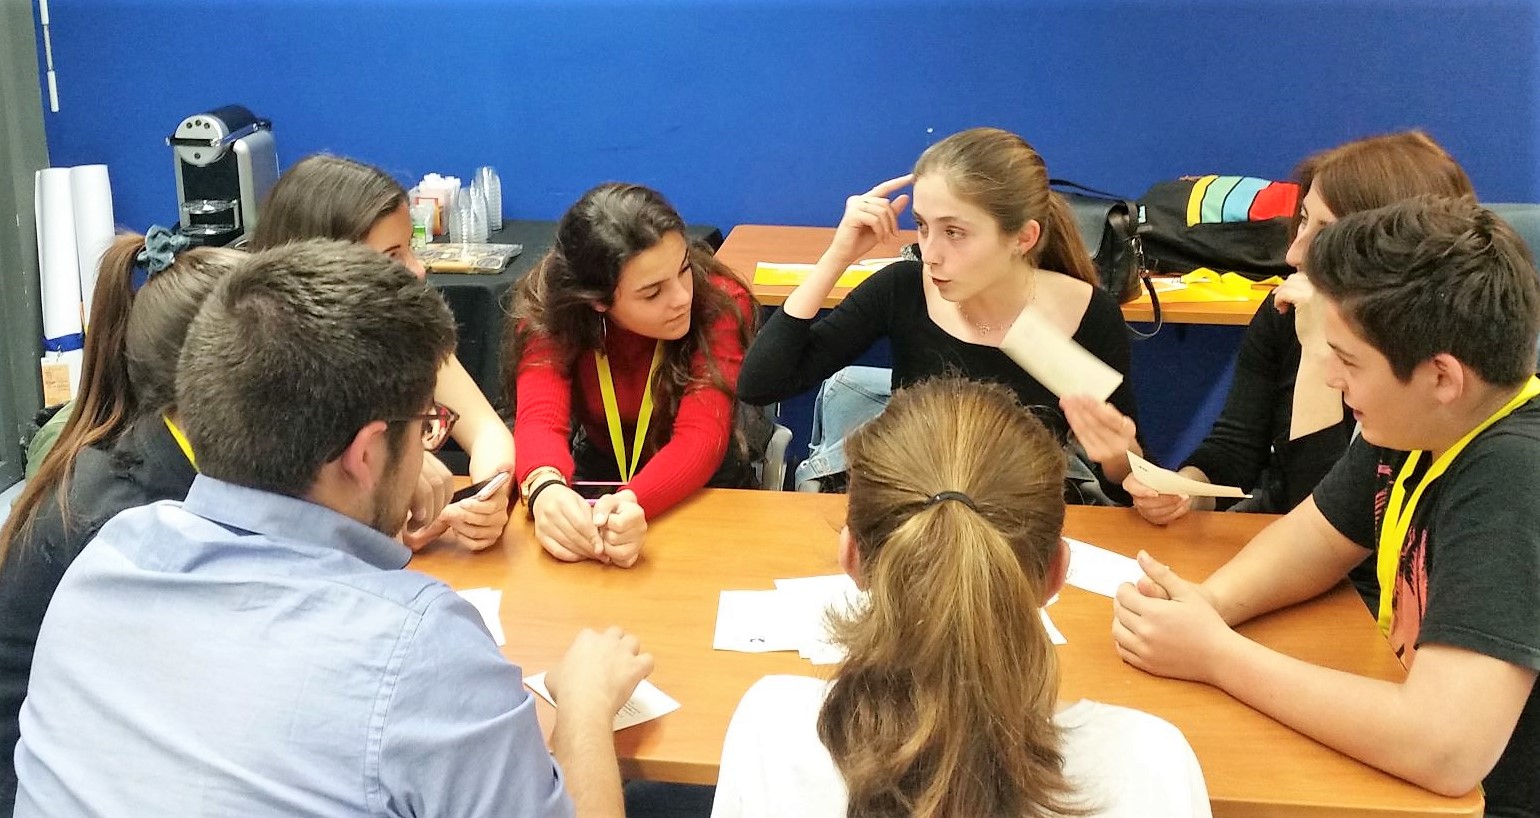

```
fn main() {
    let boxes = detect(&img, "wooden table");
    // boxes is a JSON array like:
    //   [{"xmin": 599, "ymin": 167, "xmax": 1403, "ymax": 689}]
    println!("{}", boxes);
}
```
[
  {"xmin": 410, "ymin": 490, "xmax": 1481, "ymax": 818},
  {"xmin": 716, "ymin": 224, "xmax": 1266, "ymax": 326}
]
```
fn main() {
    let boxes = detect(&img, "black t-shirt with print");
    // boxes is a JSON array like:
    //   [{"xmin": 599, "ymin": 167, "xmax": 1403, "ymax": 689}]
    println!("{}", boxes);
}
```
[{"xmin": 1314, "ymin": 396, "xmax": 1540, "ymax": 818}]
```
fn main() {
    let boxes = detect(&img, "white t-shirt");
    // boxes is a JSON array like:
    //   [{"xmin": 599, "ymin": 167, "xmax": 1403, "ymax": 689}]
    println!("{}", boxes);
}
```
[{"xmin": 712, "ymin": 675, "xmax": 1211, "ymax": 818}]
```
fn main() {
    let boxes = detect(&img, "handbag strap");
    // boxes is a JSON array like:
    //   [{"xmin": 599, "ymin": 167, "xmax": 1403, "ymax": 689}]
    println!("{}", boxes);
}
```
[{"xmin": 1048, "ymin": 178, "xmax": 1131, "ymax": 201}]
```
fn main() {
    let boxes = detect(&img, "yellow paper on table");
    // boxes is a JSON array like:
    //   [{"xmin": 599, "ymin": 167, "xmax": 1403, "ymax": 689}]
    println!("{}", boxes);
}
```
[
  {"xmin": 1165, "ymin": 268, "xmax": 1283, "ymax": 302},
  {"xmin": 753, "ymin": 261, "xmax": 889, "ymax": 288}
]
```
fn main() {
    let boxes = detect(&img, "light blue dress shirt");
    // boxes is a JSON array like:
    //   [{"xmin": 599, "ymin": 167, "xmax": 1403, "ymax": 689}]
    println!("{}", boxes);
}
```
[{"xmin": 14, "ymin": 476, "xmax": 573, "ymax": 818}]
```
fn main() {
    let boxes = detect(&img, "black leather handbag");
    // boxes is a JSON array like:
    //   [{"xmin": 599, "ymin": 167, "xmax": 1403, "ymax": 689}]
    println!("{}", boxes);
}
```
[{"xmin": 1048, "ymin": 179, "xmax": 1149, "ymax": 305}]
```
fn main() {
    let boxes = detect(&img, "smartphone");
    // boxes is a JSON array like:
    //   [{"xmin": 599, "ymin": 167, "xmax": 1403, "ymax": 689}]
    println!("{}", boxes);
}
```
[
  {"xmin": 451, "ymin": 471, "xmax": 511, "ymax": 504},
  {"xmin": 572, "ymin": 480, "xmax": 625, "ymax": 506}
]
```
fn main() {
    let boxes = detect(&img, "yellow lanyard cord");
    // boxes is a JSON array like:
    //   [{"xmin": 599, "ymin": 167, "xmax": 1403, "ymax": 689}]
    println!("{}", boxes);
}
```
[
  {"xmin": 594, "ymin": 342, "xmax": 665, "ymax": 483},
  {"xmin": 163, "ymin": 415, "xmax": 198, "ymax": 470},
  {"xmin": 1375, "ymin": 376, "xmax": 1540, "ymax": 636}
]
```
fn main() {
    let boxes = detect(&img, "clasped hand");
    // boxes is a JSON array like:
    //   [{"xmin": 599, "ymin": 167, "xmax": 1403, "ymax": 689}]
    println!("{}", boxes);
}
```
[
  {"xmin": 533, "ymin": 485, "xmax": 648, "ymax": 568},
  {"xmin": 1111, "ymin": 551, "xmax": 1238, "ymax": 684}
]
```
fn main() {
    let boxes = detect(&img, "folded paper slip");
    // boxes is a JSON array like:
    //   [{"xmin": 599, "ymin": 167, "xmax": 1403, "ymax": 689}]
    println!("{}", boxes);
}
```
[
  {"xmin": 1128, "ymin": 451, "xmax": 1250, "ymax": 499},
  {"xmin": 753, "ymin": 261, "xmax": 889, "ymax": 288},
  {"xmin": 523, "ymin": 672, "xmax": 680, "ymax": 731}
]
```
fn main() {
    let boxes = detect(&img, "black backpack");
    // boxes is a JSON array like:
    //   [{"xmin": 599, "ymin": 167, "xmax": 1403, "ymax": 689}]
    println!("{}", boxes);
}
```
[{"xmin": 1135, "ymin": 175, "xmax": 1301, "ymax": 280}]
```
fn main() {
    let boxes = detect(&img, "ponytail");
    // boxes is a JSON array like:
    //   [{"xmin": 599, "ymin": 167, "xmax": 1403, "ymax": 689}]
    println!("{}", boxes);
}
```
[
  {"xmin": 2, "ymin": 235, "xmax": 150, "ymax": 557},
  {"xmin": 0, "ymin": 235, "xmax": 239, "ymax": 562},
  {"xmin": 819, "ymin": 502, "xmax": 1076, "ymax": 817},
  {"xmin": 817, "ymin": 377, "xmax": 1083, "ymax": 818},
  {"xmin": 1039, "ymin": 191, "xmax": 1100, "ymax": 286}
]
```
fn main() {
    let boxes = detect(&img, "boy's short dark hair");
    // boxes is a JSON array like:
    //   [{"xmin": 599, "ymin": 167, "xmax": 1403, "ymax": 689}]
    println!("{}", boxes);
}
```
[
  {"xmin": 176, "ymin": 240, "xmax": 456, "ymax": 496},
  {"xmin": 1310, "ymin": 196, "xmax": 1540, "ymax": 386}
]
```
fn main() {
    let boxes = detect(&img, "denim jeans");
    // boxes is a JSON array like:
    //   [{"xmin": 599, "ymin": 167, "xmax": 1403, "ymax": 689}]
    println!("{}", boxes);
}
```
[
  {"xmin": 793, "ymin": 365, "xmax": 1118, "ymax": 506},
  {"xmin": 793, "ymin": 366, "xmax": 891, "ymax": 489}
]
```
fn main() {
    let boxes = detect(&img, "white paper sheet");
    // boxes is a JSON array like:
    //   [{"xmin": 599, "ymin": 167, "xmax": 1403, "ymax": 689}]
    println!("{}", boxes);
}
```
[
  {"xmin": 713, "ymin": 590, "xmax": 804, "ymax": 652},
  {"xmin": 1127, "ymin": 451, "xmax": 1250, "ymax": 499},
  {"xmin": 1040, "ymin": 609, "xmax": 1067, "ymax": 645},
  {"xmin": 69, "ymin": 164, "xmax": 114, "ymax": 321},
  {"xmin": 716, "ymin": 576, "xmax": 866, "ymax": 665},
  {"xmin": 1064, "ymin": 538, "xmax": 1143, "ymax": 598},
  {"xmin": 997, "ymin": 306, "xmax": 1123, "ymax": 401},
  {"xmin": 523, "ymin": 672, "xmax": 680, "ymax": 731},
  {"xmin": 35, "ymin": 167, "xmax": 82, "ymax": 350},
  {"xmin": 776, "ymin": 574, "xmax": 862, "ymax": 664},
  {"xmin": 456, "ymin": 587, "xmax": 505, "ymax": 646},
  {"xmin": 772, "ymin": 574, "xmax": 860, "ymax": 598}
]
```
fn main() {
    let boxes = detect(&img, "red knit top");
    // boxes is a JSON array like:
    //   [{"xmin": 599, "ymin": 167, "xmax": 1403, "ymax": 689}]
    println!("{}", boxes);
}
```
[{"xmin": 514, "ymin": 274, "xmax": 753, "ymax": 517}]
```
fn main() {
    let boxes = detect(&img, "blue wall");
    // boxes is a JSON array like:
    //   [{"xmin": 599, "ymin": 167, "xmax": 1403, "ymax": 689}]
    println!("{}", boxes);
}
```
[
  {"xmin": 36, "ymin": 0, "xmax": 1540, "ymax": 231},
  {"xmin": 31, "ymin": 0, "xmax": 1540, "ymax": 466}
]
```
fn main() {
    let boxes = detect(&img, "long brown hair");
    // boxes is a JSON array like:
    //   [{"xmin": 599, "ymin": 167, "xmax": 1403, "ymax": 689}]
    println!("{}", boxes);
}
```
[
  {"xmin": 818, "ymin": 377, "xmax": 1083, "ymax": 818},
  {"xmin": 1292, "ymin": 130, "xmax": 1474, "ymax": 238},
  {"xmin": 0, "ymin": 235, "xmax": 240, "ymax": 560},
  {"xmin": 249, "ymin": 154, "xmax": 409, "ymax": 250},
  {"xmin": 914, "ymin": 128, "xmax": 1100, "ymax": 286},
  {"xmin": 503, "ymin": 183, "xmax": 756, "ymax": 457}
]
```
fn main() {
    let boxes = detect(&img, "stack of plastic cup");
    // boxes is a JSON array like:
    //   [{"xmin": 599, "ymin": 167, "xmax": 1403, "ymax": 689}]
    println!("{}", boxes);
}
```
[
  {"xmin": 449, "ymin": 187, "xmax": 489, "ymax": 244},
  {"xmin": 476, "ymin": 166, "xmax": 503, "ymax": 231},
  {"xmin": 448, "ymin": 188, "xmax": 476, "ymax": 244}
]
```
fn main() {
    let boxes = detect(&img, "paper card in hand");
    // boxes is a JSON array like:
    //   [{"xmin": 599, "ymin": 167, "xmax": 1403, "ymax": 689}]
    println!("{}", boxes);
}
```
[
  {"xmin": 1127, "ymin": 451, "xmax": 1250, "ymax": 499},
  {"xmin": 997, "ymin": 307, "xmax": 1123, "ymax": 402}
]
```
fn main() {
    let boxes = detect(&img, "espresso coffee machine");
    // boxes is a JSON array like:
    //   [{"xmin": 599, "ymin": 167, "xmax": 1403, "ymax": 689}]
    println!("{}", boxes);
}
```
[{"xmin": 166, "ymin": 105, "xmax": 278, "ymax": 246}]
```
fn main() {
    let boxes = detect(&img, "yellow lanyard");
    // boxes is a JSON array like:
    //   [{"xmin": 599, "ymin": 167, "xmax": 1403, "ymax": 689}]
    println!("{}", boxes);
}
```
[
  {"xmin": 1375, "ymin": 376, "xmax": 1540, "ymax": 635},
  {"xmin": 594, "ymin": 342, "xmax": 665, "ymax": 482},
  {"xmin": 163, "ymin": 415, "xmax": 198, "ymax": 470}
]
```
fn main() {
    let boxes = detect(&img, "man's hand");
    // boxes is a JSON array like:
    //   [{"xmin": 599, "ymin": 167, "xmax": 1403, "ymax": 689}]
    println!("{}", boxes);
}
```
[
  {"xmin": 546, "ymin": 627, "xmax": 654, "ymax": 720},
  {"xmin": 1112, "ymin": 551, "xmax": 1238, "ymax": 684},
  {"xmin": 442, "ymin": 477, "xmax": 513, "ymax": 551},
  {"xmin": 401, "ymin": 453, "xmax": 456, "ymax": 549}
]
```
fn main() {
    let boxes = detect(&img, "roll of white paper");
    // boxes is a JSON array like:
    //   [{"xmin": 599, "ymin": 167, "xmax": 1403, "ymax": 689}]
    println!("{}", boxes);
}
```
[
  {"xmin": 34, "ymin": 168, "xmax": 82, "ymax": 351},
  {"xmin": 69, "ymin": 164, "xmax": 115, "ymax": 323}
]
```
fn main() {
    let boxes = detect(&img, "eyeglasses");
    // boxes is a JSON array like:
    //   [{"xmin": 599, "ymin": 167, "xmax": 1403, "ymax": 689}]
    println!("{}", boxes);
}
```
[{"xmin": 393, "ymin": 402, "xmax": 460, "ymax": 452}]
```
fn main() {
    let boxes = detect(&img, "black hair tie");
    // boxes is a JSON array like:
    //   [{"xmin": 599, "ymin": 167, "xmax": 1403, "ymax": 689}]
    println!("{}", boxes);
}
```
[{"xmin": 925, "ymin": 491, "xmax": 978, "ymax": 511}]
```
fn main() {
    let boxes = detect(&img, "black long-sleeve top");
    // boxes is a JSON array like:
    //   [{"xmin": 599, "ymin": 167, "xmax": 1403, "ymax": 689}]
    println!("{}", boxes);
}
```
[
  {"xmin": 738, "ymin": 261, "xmax": 1139, "ymax": 497},
  {"xmin": 1183, "ymin": 291, "xmax": 1354, "ymax": 512}
]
